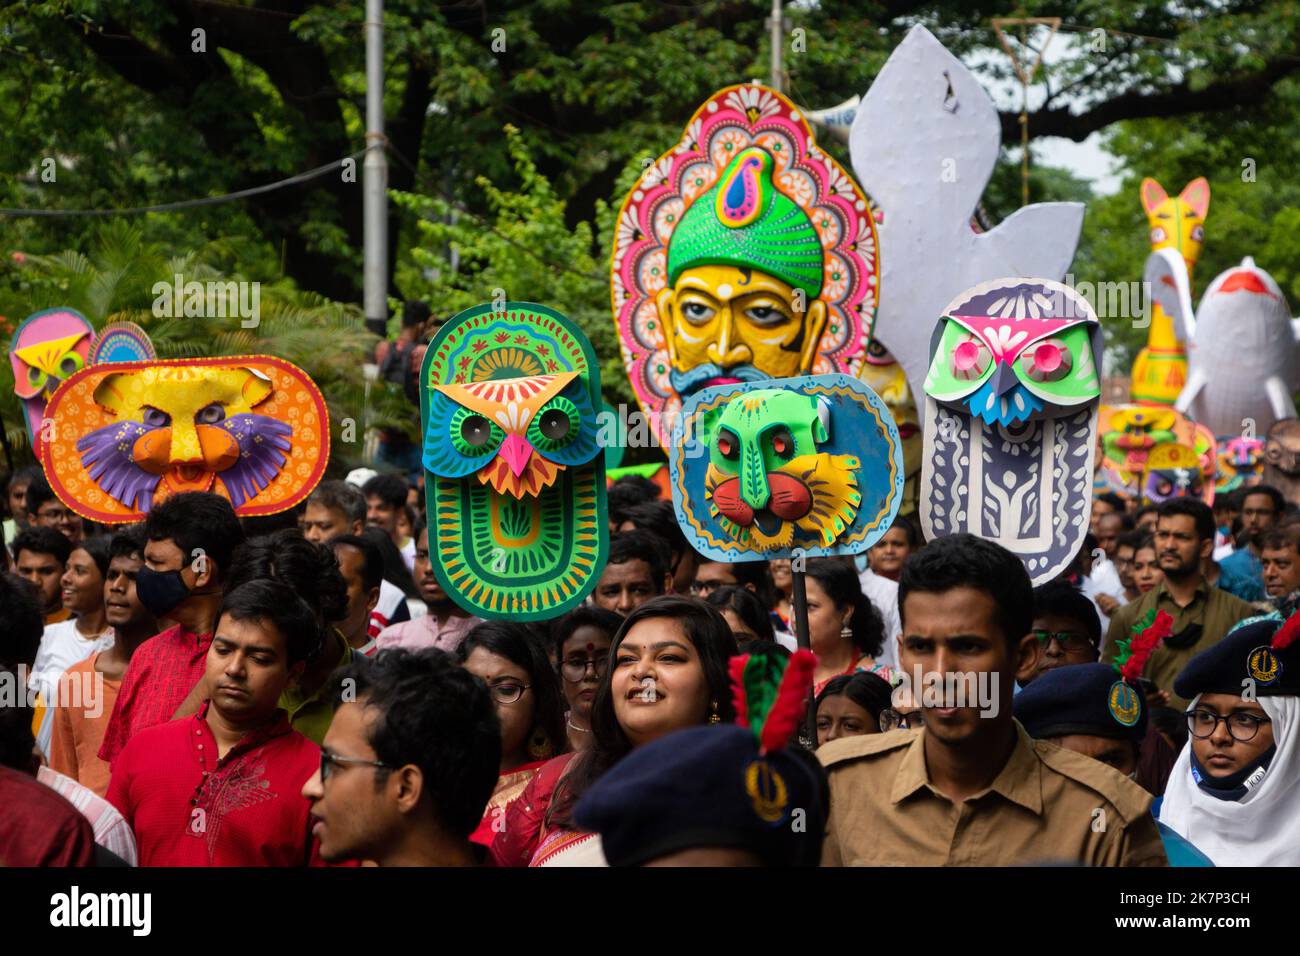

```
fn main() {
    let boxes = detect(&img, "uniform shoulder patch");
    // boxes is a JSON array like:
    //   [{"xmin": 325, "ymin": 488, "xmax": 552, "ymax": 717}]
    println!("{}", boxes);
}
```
[
  {"xmin": 1032, "ymin": 739, "xmax": 1153, "ymax": 824},
  {"xmin": 817, "ymin": 728, "xmax": 919, "ymax": 769}
]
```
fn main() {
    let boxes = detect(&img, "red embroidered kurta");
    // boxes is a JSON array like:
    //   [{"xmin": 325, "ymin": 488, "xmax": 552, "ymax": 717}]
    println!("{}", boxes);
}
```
[
  {"xmin": 106, "ymin": 704, "xmax": 322, "ymax": 867},
  {"xmin": 98, "ymin": 624, "xmax": 211, "ymax": 765}
]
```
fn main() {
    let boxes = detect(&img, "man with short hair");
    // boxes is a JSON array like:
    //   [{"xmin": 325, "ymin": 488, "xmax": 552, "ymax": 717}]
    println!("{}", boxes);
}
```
[
  {"xmin": 50, "ymin": 529, "xmax": 156, "ymax": 797},
  {"xmin": 1091, "ymin": 492, "xmax": 1127, "ymax": 536},
  {"xmin": 13, "ymin": 527, "xmax": 72, "ymax": 624},
  {"xmin": 377, "ymin": 516, "xmax": 479, "ymax": 652},
  {"xmin": 302, "ymin": 649, "xmax": 500, "ymax": 866},
  {"xmin": 25, "ymin": 476, "xmax": 84, "ymax": 546},
  {"xmin": 1216, "ymin": 484, "xmax": 1285, "ymax": 601},
  {"xmin": 3, "ymin": 464, "xmax": 40, "ymax": 551},
  {"xmin": 593, "ymin": 530, "xmax": 671, "ymax": 616},
  {"xmin": 107, "ymin": 580, "xmax": 323, "ymax": 866},
  {"xmin": 819, "ymin": 534, "xmax": 1166, "ymax": 866},
  {"xmin": 98, "ymin": 492, "xmax": 245, "ymax": 765},
  {"xmin": 362, "ymin": 473, "xmax": 414, "ymax": 571},
  {"xmin": 1259, "ymin": 525, "xmax": 1300, "ymax": 602},
  {"xmin": 1104, "ymin": 498, "xmax": 1254, "ymax": 711},
  {"xmin": 618, "ymin": 500, "xmax": 697, "ymax": 594},
  {"xmin": 329, "ymin": 534, "xmax": 383, "ymax": 656},
  {"xmin": 1024, "ymin": 582, "xmax": 1101, "ymax": 685},
  {"xmin": 1114, "ymin": 530, "xmax": 1145, "ymax": 603}
]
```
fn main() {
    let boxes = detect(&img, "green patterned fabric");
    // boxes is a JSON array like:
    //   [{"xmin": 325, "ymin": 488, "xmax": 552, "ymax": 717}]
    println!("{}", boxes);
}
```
[{"xmin": 667, "ymin": 147, "xmax": 824, "ymax": 298}]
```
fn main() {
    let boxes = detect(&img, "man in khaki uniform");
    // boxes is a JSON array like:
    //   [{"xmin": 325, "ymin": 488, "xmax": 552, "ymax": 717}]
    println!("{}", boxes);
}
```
[
  {"xmin": 1104, "ymin": 498, "xmax": 1254, "ymax": 711},
  {"xmin": 820, "ymin": 533, "xmax": 1167, "ymax": 866}
]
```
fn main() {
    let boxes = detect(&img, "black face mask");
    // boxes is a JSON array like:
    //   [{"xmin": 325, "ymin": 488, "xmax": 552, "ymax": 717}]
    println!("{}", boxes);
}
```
[
  {"xmin": 1164, "ymin": 623, "xmax": 1204, "ymax": 650},
  {"xmin": 1190, "ymin": 744, "xmax": 1277, "ymax": 801},
  {"xmin": 134, "ymin": 566, "xmax": 193, "ymax": 619}
]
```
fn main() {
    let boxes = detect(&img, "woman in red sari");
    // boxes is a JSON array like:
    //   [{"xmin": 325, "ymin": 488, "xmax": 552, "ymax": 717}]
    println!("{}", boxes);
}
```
[
  {"xmin": 490, "ymin": 595, "xmax": 739, "ymax": 867},
  {"xmin": 456, "ymin": 622, "xmax": 568, "ymax": 846}
]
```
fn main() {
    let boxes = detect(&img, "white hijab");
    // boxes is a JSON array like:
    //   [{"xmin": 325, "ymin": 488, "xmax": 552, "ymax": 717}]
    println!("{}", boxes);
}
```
[{"xmin": 1160, "ymin": 694, "xmax": 1300, "ymax": 866}]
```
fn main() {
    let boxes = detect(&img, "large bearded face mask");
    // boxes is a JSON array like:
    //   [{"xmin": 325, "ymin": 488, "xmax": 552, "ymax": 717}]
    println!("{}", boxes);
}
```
[
  {"xmin": 921, "ymin": 278, "xmax": 1103, "ymax": 584},
  {"xmin": 669, "ymin": 373, "xmax": 903, "ymax": 560},
  {"xmin": 420, "ymin": 302, "xmax": 608, "ymax": 620},
  {"xmin": 40, "ymin": 356, "xmax": 328, "ymax": 522}
]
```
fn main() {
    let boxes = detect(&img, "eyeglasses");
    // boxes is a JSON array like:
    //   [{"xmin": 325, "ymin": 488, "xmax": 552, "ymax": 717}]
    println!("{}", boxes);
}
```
[
  {"xmin": 690, "ymin": 581, "xmax": 725, "ymax": 596},
  {"xmin": 1032, "ymin": 629, "xmax": 1095, "ymax": 654},
  {"xmin": 879, "ymin": 709, "xmax": 922, "ymax": 732},
  {"xmin": 1185, "ymin": 709, "xmax": 1272, "ymax": 742},
  {"xmin": 488, "ymin": 682, "xmax": 531, "ymax": 705},
  {"xmin": 560, "ymin": 657, "xmax": 608, "ymax": 683},
  {"xmin": 320, "ymin": 749, "xmax": 392, "ymax": 783}
]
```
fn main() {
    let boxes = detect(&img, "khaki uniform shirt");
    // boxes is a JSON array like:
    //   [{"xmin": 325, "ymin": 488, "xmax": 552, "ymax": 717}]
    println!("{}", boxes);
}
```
[
  {"xmin": 1103, "ymin": 581, "xmax": 1255, "ymax": 711},
  {"xmin": 818, "ymin": 723, "xmax": 1167, "ymax": 867}
]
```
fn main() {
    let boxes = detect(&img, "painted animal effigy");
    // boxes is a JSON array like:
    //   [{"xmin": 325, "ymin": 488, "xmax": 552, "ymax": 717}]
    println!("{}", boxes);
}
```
[
  {"xmin": 1141, "ymin": 442, "xmax": 1210, "ymax": 506},
  {"xmin": 1130, "ymin": 177, "xmax": 1209, "ymax": 405},
  {"xmin": 849, "ymin": 24, "xmax": 1083, "ymax": 413},
  {"xmin": 920, "ymin": 278, "xmax": 1102, "ymax": 585},
  {"xmin": 8, "ymin": 307, "xmax": 94, "ymax": 452},
  {"xmin": 41, "ymin": 356, "xmax": 327, "ymax": 522},
  {"xmin": 859, "ymin": 338, "xmax": 921, "ymax": 517},
  {"xmin": 611, "ymin": 84, "xmax": 880, "ymax": 445},
  {"xmin": 1264, "ymin": 419, "xmax": 1300, "ymax": 506},
  {"xmin": 420, "ymin": 302, "xmax": 608, "ymax": 619},
  {"xmin": 1096, "ymin": 403, "xmax": 1216, "ymax": 500},
  {"xmin": 668, "ymin": 374, "xmax": 903, "ymax": 561}
]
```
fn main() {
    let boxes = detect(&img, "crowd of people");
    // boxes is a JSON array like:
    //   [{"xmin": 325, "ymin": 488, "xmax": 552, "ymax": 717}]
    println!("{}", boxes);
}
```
[{"xmin": 2, "ymin": 456, "xmax": 1298, "ymax": 868}]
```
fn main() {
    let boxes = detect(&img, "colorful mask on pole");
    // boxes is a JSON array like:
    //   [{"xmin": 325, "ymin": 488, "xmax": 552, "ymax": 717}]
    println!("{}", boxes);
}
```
[
  {"xmin": 420, "ymin": 302, "xmax": 608, "ymax": 619},
  {"xmin": 612, "ymin": 84, "xmax": 880, "ymax": 445},
  {"xmin": 668, "ymin": 374, "xmax": 903, "ymax": 560},
  {"xmin": 88, "ymin": 321, "xmax": 156, "ymax": 366},
  {"xmin": 1130, "ymin": 177, "xmax": 1209, "ymax": 405},
  {"xmin": 1096, "ymin": 403, "xmax": 1216, "ymax": 499},
  {"xmin": 1141, "ymin": 443, "xmax": 1208, "ymax": 505},
  {"xmin": 41, "ymin": 355, "xmax": 328, "ymax": 522},
  {"xmin": 8, "ymin": 307, "xmax": 94, "ymax": 452},
  {"xmin": 1216, "ymin": 437, "xmax": 1265, "ymax": 494},
  {"xmin": 921, "ymin": 278, "xmax": 1103, "ymax": 585},
  {"xmin": 859, "ymin": 338, "xmax": 921, "ymax": 517}
]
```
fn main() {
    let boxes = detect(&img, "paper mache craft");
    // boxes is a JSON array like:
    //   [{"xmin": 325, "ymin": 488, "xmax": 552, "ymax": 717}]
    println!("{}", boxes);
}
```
[
  {"xmin": 611, "ymin": 83, "xmax": 880, "ymax": 446},
  {"xmin": 1215, "ymin": 437, "xmax": 1264, "ymax": 495},
  {"xmin": 1264, "ymin": 419, "xmax": 1300, "ymax": 506},
  {"xmin": 849, "ymin": 25, "xmax": 1084, "ymax": 414},
  {"xmin": 420, "ymin": 302, "xmax": 608, "ymax": 620},
  {"xmin": 8, "ymin": 307, "xmax": 95, "ymax": 453},
  {"xmin": 40, "ymin": 355, "xmax": 328, "ymax": 523},
  {"xmin": 1130, "ymin": 177, "xmax": 1209, "ymax": 405},
  {"xmin": 920, "ymin": 277, "xmax": 1103, "ymax": 585},
  {"xmin": 667, "ymin": 373, "xmax": 904, "ymax": 561},
  {"xmin": 1096, "ymin": 404, "xmax": 1215, "ymax": 500},
  {"xmin": 1140, "ymin": 442, "xmax": 1211, "ymax": 506}
]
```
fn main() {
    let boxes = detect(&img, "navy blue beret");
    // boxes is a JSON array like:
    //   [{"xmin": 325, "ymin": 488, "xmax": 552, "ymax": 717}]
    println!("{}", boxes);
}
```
[
  {"xmin": 1014, "ymin": 663, "xmax": 1148, "ymax": 741},
  {"xmin": 573, "ymin": 724, "xmax": 827, "ymax": 867},
  {"xmin": 1174, "ymin": 615, "xmax": 1300, "ymax": 700}
]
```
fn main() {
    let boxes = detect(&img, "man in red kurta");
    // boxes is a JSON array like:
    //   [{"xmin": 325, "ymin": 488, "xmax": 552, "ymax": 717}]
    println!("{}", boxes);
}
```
[
  {"xmin": 98, "ymin": 492, "xmax": 244, "ymax": 766},
  {"xmin": 107, "ymin": 579, "xmax": 322, "ymax": 866}
]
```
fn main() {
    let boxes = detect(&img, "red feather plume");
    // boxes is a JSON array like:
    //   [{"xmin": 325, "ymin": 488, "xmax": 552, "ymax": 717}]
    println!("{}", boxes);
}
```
[
  {"xmin": 729, "ymin": 654, "xmax": 751, "ymax": 729},
  {"xmin": 1273, "ymin": 610, "xmax": 1300, "ymax": 651},
  {"xmin": 1121, "ymin": 609, "xmax": 1173, "ymax": 683},
  {"xmin": 758, "ymin": 649, "xmax": 816, "ymax": 754}
]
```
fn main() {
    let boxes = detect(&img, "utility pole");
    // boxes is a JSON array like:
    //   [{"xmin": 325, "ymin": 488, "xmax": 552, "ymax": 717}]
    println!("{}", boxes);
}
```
[
  {"xmin": 363, "ymin": 0, "xmax": 388, "ymax": 336},
  {"xmin": 769, "ymin": 0, "xmax": 784, "ymax": 93}
]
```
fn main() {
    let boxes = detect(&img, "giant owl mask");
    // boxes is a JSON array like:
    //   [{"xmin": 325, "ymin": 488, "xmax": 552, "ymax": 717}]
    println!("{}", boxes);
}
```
[
  {"xmin": 668, "ymin": 374, "xmax": 903, "ymax": 560},
  {"xmin": 40, "ymin": 356, "xmax": 328, "ymax": 522},
  {"xmin": 420, "ymin": 302, "xmax": 608, "ymax": 619},
  {"xmin": 921, "ymin": 278, "xmax": 1103, "ymax": 584},
  {"xmin": 8, "ymin": 307, "xmax": 94, "ymax": 452}
]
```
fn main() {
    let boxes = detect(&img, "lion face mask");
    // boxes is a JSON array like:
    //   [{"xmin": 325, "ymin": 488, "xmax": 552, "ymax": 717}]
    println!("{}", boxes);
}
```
[{"xmin": 41, "ymin": 356, "xmax": 328, "ymax": 522}]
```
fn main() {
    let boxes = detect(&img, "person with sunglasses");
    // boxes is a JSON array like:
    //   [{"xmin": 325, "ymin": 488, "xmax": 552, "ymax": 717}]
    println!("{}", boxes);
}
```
[
  {"xmin": 106, "ymin": 580, "xmax": 324, "ymax": 866},
  {"xmin": 551, "ymin": 606, "xmax": 623, "ymax": 751},
  {"xmin": 1023, "ymin": 581, "xmax": 1101, "ymax": 686},
  {"xmin": 455, "ymin": 622, "xmax": 568, "ymax": 846},
  {"xmin": 301, "ymin": 649, "xmax": 500, "ymax": 866},
  {"xmin": 1159, "ymin": 611, "xmax": 1300, "ymax": 865}
]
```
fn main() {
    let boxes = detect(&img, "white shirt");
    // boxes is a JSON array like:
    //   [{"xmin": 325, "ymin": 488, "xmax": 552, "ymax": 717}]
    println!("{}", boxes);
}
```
[
  {"xmin": 400, "ymin": 536, "xmax": 416, "ymax": 574},
  {"xmin": 29, "ymin": 620, "xmax": 115, "ymax": 757},
  {"xmin": 857, "ymin": 567, "xmax": 901, "ymax": 671}
]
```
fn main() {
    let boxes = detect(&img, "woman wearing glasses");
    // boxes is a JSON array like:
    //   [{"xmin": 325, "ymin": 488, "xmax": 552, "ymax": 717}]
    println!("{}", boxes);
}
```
[
  {"xmin": 550, "ymin": 607, "xmax": 623, "ymax": 751},
  {"xmin": 456, "ymin": 623, "xmax": 568, "ymax": 847},
  {"xmin": 491, "ymin": 596, "xmax": 738, "ymax": 867},
  {"xmin": 1159, "ymin": 613, "xmax": 1300, "ymax": 865}
]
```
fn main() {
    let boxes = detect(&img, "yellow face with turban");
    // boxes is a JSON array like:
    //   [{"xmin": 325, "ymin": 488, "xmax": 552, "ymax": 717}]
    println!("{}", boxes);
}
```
[{"xmin": 659, "ymin": 148, "xmax": 828, "ymax": 398}]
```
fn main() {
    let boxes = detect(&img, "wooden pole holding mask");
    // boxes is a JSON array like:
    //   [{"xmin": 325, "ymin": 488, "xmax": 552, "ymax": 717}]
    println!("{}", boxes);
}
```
[{"xmin": 790, "ymin": 565, "xmax": 817, "ymax": 747}]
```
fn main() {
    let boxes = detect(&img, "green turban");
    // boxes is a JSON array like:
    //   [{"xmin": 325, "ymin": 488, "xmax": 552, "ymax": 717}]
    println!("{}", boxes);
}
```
[{"xmin": 667, "ymin": 147, "xmax": 824, "ymax": 299}]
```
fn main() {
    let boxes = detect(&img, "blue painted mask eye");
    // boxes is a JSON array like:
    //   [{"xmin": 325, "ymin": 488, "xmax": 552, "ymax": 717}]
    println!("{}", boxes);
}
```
[{"xmin": 143, "ymin": 407, "xmax": 173, "ymax": 428}]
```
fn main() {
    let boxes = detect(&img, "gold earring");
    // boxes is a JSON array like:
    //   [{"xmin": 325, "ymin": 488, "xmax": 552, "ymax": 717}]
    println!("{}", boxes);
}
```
[
  {"xmin": 527, "ymin": 727, "xmax": 552, "ymax": 760},
  {"xmin": 709, "ymin": 700, "xmax": 721, "ymax": 724},
  {"xmin": 840, "ymin": 620, "xmax": 853, "ymax": 640}
]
